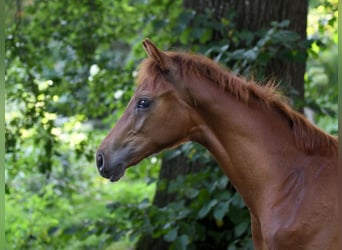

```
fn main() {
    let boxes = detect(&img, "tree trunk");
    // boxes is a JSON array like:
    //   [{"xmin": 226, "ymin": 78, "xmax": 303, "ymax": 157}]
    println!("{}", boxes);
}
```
[
  {"xmin": 136, "ymin": 153, "xmax": 205, "ymax": 250},
  {"xmin": 184, "ymin": 0, "xmax": 308, "ymax": 106},
  {"xmin": 231, "ymin": 0, "xmax": 308, "ymax": 107}
]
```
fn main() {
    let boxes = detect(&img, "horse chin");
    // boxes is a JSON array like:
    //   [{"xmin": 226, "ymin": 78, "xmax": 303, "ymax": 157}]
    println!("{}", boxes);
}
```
[
  {"xmin": 106, "ymin": 146, "xmax": 156, "ymax": 182},
  {"xmin": 109, "ymin": 170, "xmax": 126, "ymax": 182},
  {"xmin": 102, "ymin": 161, "xmax": 127, "ymax": 182},
  {"xmin": 108, "ymin": 160, "xmax": 139, "ymax": 182},
  {"xmin": 107, "ymin": 165, "xmax": 126, "ymax": 182}
]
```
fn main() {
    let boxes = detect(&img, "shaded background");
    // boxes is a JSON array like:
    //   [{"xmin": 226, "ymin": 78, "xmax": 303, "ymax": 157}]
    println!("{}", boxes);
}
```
[{"xmin": 5, "ymin": 0, "xmax": 337, "ymax": 249}]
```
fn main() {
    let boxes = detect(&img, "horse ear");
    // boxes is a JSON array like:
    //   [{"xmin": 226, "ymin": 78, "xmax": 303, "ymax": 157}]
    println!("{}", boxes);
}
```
[{"xmin": 142, "ymin": 39, "xmax": 171, "ymax": 71}]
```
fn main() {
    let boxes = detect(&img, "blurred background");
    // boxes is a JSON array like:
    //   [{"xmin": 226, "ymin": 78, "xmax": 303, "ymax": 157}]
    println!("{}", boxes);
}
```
[{"xmin": 5, "ymin": 0, "xmax": 337, "ymax": 249}]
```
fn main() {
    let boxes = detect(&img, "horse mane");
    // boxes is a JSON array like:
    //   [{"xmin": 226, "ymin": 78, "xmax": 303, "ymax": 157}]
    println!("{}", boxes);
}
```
[{"xmin": 137, "ymin": 51, "xmax": 338, "ymax": 157}]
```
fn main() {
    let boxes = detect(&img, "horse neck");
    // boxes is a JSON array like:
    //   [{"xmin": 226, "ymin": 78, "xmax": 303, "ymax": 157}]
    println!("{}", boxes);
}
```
[{"xmin": 185, "ymin": 76, "xmax": 305, "ymax": 213}]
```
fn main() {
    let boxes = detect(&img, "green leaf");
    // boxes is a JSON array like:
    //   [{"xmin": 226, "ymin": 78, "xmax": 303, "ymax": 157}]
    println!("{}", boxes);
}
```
[
  {"xmin": 217, "ymin": 176, "xmax": 228, "ymax": 189},
  {"xmin": 234, "ymin": 222, "xmax": 249, "ymax": 237},
  {"xmin": 164, "ymin": 227, "xmax": 178, "ymax": 242},
  {"xmin": 199, "ymin": 29, "xmax": 213, "ymax": 43},
  {"xmin": 173, "ymin": 235, "xmax": 189, "ymax": 250},
  {"xmin": 198, "ymin": 199, "xmax": 218, "ymax": 218},
  {"xmin": 231, "ymin": 192, "xmax": 245, "ymax": 208},
  {"xmin": 185, "ymin": 188, "xmax": 200, "ymax": 199},
  {"xmin": 213, "ymin": 201, "xmax": 229, "ymax": 221},
  {"xmin": 243, "ymin": 48, "xmax": 258, "ymax": 61},
  {"xmin": 180, "ymin": 28, "xmax": 191, "ymax": 45}
]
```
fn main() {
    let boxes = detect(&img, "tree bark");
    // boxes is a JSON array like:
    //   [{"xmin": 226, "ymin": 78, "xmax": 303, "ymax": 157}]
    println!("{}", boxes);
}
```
[
  {"xmin": 184, "ymin": 0, "xmax": 308, "ymax": 105},
  {"xmin": 136, "ymin": 153, "xmax": 205, "ymax": 250},
  {"xmin": 230, "ymin": 0, "xmax": 308, "ymax": 106}
]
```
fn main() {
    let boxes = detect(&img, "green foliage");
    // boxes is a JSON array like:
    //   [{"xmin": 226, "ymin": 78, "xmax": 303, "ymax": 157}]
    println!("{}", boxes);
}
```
[
  {"xmin": 305, "ymin": 0, "xmax": 338, "ymax": 134},
  {"xmin": 203, "ymin": 19, "xmax": 309, "ymax": 79},
  {"xmin": 5, "ymin": 0, "xmax": 337, "ymax": 249},
  {"xmin": 6, "ymin": 179, "xmax": 156, "ymax": 249},
  {"xmin": 106, "ymin": 160, "xmax": 253, "ymax": 250}
]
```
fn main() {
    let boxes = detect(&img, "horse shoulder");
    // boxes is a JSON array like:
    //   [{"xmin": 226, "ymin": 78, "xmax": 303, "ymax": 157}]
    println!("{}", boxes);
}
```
[{"xmin": 261, "ymin": 155, "xmax": 338, "ymax": 249}]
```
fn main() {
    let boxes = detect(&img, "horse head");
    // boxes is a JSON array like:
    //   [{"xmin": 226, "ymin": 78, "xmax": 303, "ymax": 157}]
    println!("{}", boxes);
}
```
[{"xmin": 96, "ymin": 39, "xmax": 198, "ymax": 181}]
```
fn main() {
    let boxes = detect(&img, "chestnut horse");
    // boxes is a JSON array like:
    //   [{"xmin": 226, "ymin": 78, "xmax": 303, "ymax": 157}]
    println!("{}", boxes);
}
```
[{"xmin": 96, "ymin": 39, "xmax": 338, "ymax": 249}]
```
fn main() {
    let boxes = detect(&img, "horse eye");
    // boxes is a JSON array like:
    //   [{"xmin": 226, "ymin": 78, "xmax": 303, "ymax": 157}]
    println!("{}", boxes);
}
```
[{"xmin": 136, "ymin": 98, "xmax": 152, "ymax": 109}]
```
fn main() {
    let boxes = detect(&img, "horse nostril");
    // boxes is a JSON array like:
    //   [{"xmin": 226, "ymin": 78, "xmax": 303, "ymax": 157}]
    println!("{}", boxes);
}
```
[{"xmin": 96, "ymin": 152, "xmax": 105, "ymax": 170}]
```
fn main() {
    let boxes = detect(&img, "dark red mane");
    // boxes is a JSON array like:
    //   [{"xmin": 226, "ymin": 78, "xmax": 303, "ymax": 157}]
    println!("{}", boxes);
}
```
[{"xmin": 137, "ymin": 52, "xmax": 338, "ymax": 157}]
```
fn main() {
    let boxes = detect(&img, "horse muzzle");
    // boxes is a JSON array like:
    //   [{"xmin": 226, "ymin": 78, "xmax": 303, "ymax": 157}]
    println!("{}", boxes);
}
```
[{"xmin": 95, "ymin": 150, "xmax": 127, "ymax": 182}]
